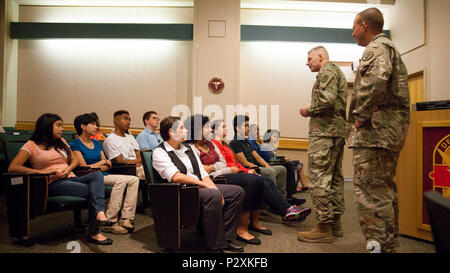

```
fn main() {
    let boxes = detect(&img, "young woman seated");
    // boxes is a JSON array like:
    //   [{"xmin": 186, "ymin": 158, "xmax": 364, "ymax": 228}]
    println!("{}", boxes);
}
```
[
  {"xmin": 210, "ymin": 119, "xmax": 312, "ymax": 223},
  {"xmin": 186, "ymin": 115, "xmax": 267, "ymax": 245},
  {"xmin": 151, "ymin": 116, "xmax": 246, "ymax": 253},
  {"xmin": 70, "ymin": 113, "xmax": 139, "ymax": 235},
  {"xmin": 8, "ymin": 113, "xmax": 112, "ymax": 245},
  {"xmin": 89, "ymin": 112, "xmax": 107, "ymax": 141}
]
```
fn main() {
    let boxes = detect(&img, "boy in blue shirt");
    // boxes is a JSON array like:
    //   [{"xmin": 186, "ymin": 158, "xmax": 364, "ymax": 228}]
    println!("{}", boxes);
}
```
[{"xmin": 136, "ymin": 111, "xmax": 163, "ymax": 151}]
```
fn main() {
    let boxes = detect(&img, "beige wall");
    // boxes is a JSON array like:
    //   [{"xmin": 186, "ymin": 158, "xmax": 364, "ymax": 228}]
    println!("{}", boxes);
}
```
[
  {"xmin": 392, "ymin": 0, "xmax": 450, "ymax": 102},
  {"xmin": 16, "ymin": 6, "xmax": 193, "ymax": 128},
  {"xmin": 239, "ymin": 5, "xmax": 390, "ymax": 139}
]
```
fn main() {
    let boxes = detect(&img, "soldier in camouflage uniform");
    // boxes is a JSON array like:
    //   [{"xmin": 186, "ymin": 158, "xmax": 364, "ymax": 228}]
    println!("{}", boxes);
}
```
[
  {"xmin": 298, "ymin": 46, "xmax": 348, "ymax": 243},
  {"xmin": 349, "ymin": 8, "xmax": 410, "ymax": 253}
]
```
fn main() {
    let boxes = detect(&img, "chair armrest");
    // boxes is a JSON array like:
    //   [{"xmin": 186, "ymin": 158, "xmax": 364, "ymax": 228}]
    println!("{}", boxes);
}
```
[
  {"xmin": 109, "ymin": 163, "xmax": 137, "ymax": 176},
  {"xmin": 269, "ymin": 161, "xmax": 284, "ymax": 166},
  {"xmin": 212, "ymin": 175, "xmax": 227, "ymax": 184},
  {"xmin": 251, "ymin": 167, "xmax": 261, "ymax": 174},
  {"xmin": 73, "ymin": 166, "xmax": 100, "ymax": 177},
  {"xmin": 148, "ymin": 183, "xmax": 199, "ymax": 189},
  {"xmin": 3, "ymin": 172, "xmax": 51, "ymax": 178},
  {"xmin": 111, "ymin": 162, "xmax": 137, "ymax": 167}
]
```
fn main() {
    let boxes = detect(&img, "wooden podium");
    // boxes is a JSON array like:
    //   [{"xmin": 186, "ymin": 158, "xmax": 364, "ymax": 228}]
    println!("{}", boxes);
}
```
[{"xmin": 397, "ymin": 108, "xmax": 450, "ymax": 242}]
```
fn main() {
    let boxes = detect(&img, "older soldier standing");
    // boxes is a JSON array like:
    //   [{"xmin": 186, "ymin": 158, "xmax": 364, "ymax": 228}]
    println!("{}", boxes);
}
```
[
  {"xmin": 298, "ymin": 46, "xmax": 348, "ymax": 243},
  {"xmin": 349, "ymin": 8, "xmax": 410, "ymax": 253}
]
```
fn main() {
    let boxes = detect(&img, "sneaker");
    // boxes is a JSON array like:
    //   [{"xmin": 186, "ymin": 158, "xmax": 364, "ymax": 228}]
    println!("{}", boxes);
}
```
[
  {"xmin": 294, "ymin": 207, "xmax": 312, "ymax": 218},
  {"xmin": 282, "ymin": 207, "xmax": 300, "ymax": 221},
  {"xmin": 282, "ymin": 206, "xmax": 312, "ymax": 222},
  {"xmin": 102, "ymin": 223, "xmax": 128, "ymax": 235},
  {"xmin": 119, "ymin": 219, "xmax": 135, "ymax": 232}
]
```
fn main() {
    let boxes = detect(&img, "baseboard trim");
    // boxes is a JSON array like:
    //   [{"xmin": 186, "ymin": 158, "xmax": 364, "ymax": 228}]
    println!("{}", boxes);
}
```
[{"xmin": 278, "ymin": 138, "xmax": 309, "ymax": 150}]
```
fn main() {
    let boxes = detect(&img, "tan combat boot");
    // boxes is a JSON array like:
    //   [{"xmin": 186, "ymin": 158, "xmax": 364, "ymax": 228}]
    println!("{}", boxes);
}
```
[
  {"xmin": 331, "ymin": 214, "xmax": 343, "ymax": 237},
  {"xmin": 297, "ymin": 223, "xmax": 334, "ymax": 243}
]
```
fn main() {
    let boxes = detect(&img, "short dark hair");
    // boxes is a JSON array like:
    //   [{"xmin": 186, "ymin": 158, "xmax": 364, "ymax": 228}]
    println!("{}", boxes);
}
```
[
  {"xmin": 74, "ymin": 113, "xmax": 98, "ymax": 136},
  {"xmin": 184, "ymin": 114, "xmax": 209, "ymax": 143},
  {"xmin": 358, "ymin": 7, "xmax": 384, "ymax": 34},
  {"xmin": 263, "ymin": 129, "xmax": 280, "ymax": 143},
  {"xmin": 233, "ymin": 115, "xmax": 249, "ymax": 134},
  {"xmin": 211, "ymin": 119, "xmax": 224, "ymax": 132},
  {"xmin": 160, "ymin": 116, "xmax": 181, "ymax": 141},
  {"xmin": 142, "ymin": 111, "xmax": 157, "ymax": 126},
  {"xmin": 114, "ymin": 110, "xmax": 129, "ymax": 119},
  {"xmin": 89, "ymin": 112, "xmax": 100, "ymax": 127}
]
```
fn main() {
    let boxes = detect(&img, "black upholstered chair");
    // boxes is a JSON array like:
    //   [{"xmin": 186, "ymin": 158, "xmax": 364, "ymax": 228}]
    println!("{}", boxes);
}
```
[{"xmin": 140, "ymin": 150, "xmax": 200, "ymax": 250}]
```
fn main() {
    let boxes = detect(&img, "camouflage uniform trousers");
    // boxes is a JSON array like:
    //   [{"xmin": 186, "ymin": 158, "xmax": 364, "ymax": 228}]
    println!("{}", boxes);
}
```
[
  {"xmin": 353, "ymin": 148, "xmax": 400, "ymax": 253},
  {"xmin": 308, "ymin": 137, "xmax": 345, "ymax": 224}
]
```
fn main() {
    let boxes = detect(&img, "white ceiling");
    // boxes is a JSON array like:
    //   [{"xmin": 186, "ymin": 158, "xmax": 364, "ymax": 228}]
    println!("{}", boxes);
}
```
[{"xmin": 18, "ymin": 0, "xmax": 395, "ymax": 7}]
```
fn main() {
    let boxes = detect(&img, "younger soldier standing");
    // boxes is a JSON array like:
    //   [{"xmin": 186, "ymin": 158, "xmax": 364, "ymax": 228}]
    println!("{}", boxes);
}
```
[
  {"xmin": 350, "ymin": 8, "xmax": 410, "ymax": 253},
  {"xmin": 298, "ymin": 46, "xmax": 348, "ymax": 243}
]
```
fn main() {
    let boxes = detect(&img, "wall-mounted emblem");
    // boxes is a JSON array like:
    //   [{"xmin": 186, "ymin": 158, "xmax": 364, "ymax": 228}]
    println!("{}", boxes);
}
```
[{"xmin": 208, "ymin": 77, "xmax": 225, "ymax": 94}]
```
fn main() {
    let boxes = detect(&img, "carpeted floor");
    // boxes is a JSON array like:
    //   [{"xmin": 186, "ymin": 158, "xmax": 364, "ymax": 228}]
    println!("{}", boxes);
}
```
[{"xmin": 0, "ymin": 182, "xmax": 435, "ymax": 253}]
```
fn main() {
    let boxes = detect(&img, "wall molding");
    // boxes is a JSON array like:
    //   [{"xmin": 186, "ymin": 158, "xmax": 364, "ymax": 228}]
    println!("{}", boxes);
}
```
[
  {"xmin": 278, "ymin": 137, "xmax": 308, "ymax": 150},
  {"xmin": 10, "ymin": 22, "xmax": 194, "ymax": 40},
  {"xmin": 241, "ymin": 25, "xmax": 390, "ymax": 43}
]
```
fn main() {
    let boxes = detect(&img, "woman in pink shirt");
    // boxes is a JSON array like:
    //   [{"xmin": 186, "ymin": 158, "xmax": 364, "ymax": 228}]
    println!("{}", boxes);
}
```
[{"xmin": 8, "ymin": 113, "xmax": 113, "ymax": 245}]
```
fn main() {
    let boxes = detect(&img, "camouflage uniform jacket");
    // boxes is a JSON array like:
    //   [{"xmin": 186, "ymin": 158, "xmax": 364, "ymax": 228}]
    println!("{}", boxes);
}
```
[
  {"xmin": 349, "ymin": 33, "xmax": 410, "ymax": 153},
  {"xmin": 308, "ymin": 61, "xmax": 348, "ymax": 138}
]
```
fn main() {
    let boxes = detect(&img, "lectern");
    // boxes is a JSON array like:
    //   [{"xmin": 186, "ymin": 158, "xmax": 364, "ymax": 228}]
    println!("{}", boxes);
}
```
[{"xmin": 397, "ymin": 101, "xmax": 450, "ymax": 241}]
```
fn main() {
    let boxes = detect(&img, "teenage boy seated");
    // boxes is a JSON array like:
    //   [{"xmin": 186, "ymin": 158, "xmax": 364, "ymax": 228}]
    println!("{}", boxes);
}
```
[
  {"xmin": 230, "ymin": 115, "xmax": 305, "ymax": 206},
  {"xmin": 136, "ymin": 111, "xmax": 163, "ymax": 151},
  {"xmin": 103, "ymin": 110, "xmax": 145, "ymax": 180},
  {"xmin": 152, "ymin": 116, "xmax": 246, "ymax": 253}
]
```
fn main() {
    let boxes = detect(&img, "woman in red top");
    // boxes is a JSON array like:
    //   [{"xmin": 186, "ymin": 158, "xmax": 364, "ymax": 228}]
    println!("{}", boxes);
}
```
[{"xmin": 211, "ymin": 119, "xmax": 312, "ymax": 224}]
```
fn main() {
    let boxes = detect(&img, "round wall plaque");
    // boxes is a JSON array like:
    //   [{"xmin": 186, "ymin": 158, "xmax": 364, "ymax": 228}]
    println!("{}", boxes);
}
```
[{"xmin": 208, "ymin": 77, "xmax": 225, "ymax": 94}]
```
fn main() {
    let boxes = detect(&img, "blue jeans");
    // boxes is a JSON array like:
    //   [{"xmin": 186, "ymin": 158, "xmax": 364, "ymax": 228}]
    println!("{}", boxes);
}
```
[
  {"xmin": 49, "ymin": 171, "xmax": 105, "ymax": 236},
  {"xmin": 261, "ymin": 176, "xmax": 291, "ymax": 216}
]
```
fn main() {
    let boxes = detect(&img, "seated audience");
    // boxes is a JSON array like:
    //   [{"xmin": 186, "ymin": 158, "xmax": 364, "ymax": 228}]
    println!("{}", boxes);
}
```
[
  {"xmin": 70, "ymin": 113, "xmax": 139, "ymax": 235},
  {"xmin": 186, "ymin": 115, "xmax": 267, "ymax": 245},
  {"xmin": 152, "ymin": 116, "xmax": 246, "ymax": 253},
  {"xmin": 89, "ymin": 112, "xmax": 107, "ymax": 141},
  {"xmin": 230, "ymin": 115, "xmax": 304, "ymax": 206},
  {"xmin": 247, "ymin": 124, "xmax": 270, "ymax": 162},
  {"xmin": 8, "ymin": 113, "xmax": 113, "ymax": 245},
  {"xmin": 136, "ymin": 111, "xmax": 163, "ymax": 151},
  {"xmin": 102, "ymin": 110, "xmax": 145, "ymax": 180},
  {"xmin": 262, "ymin": 129, "xmax": 310, "ymax": 192},
  {"xmin": 211, "ymin": 119, "xmax": 311, "ymax": 223}
]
